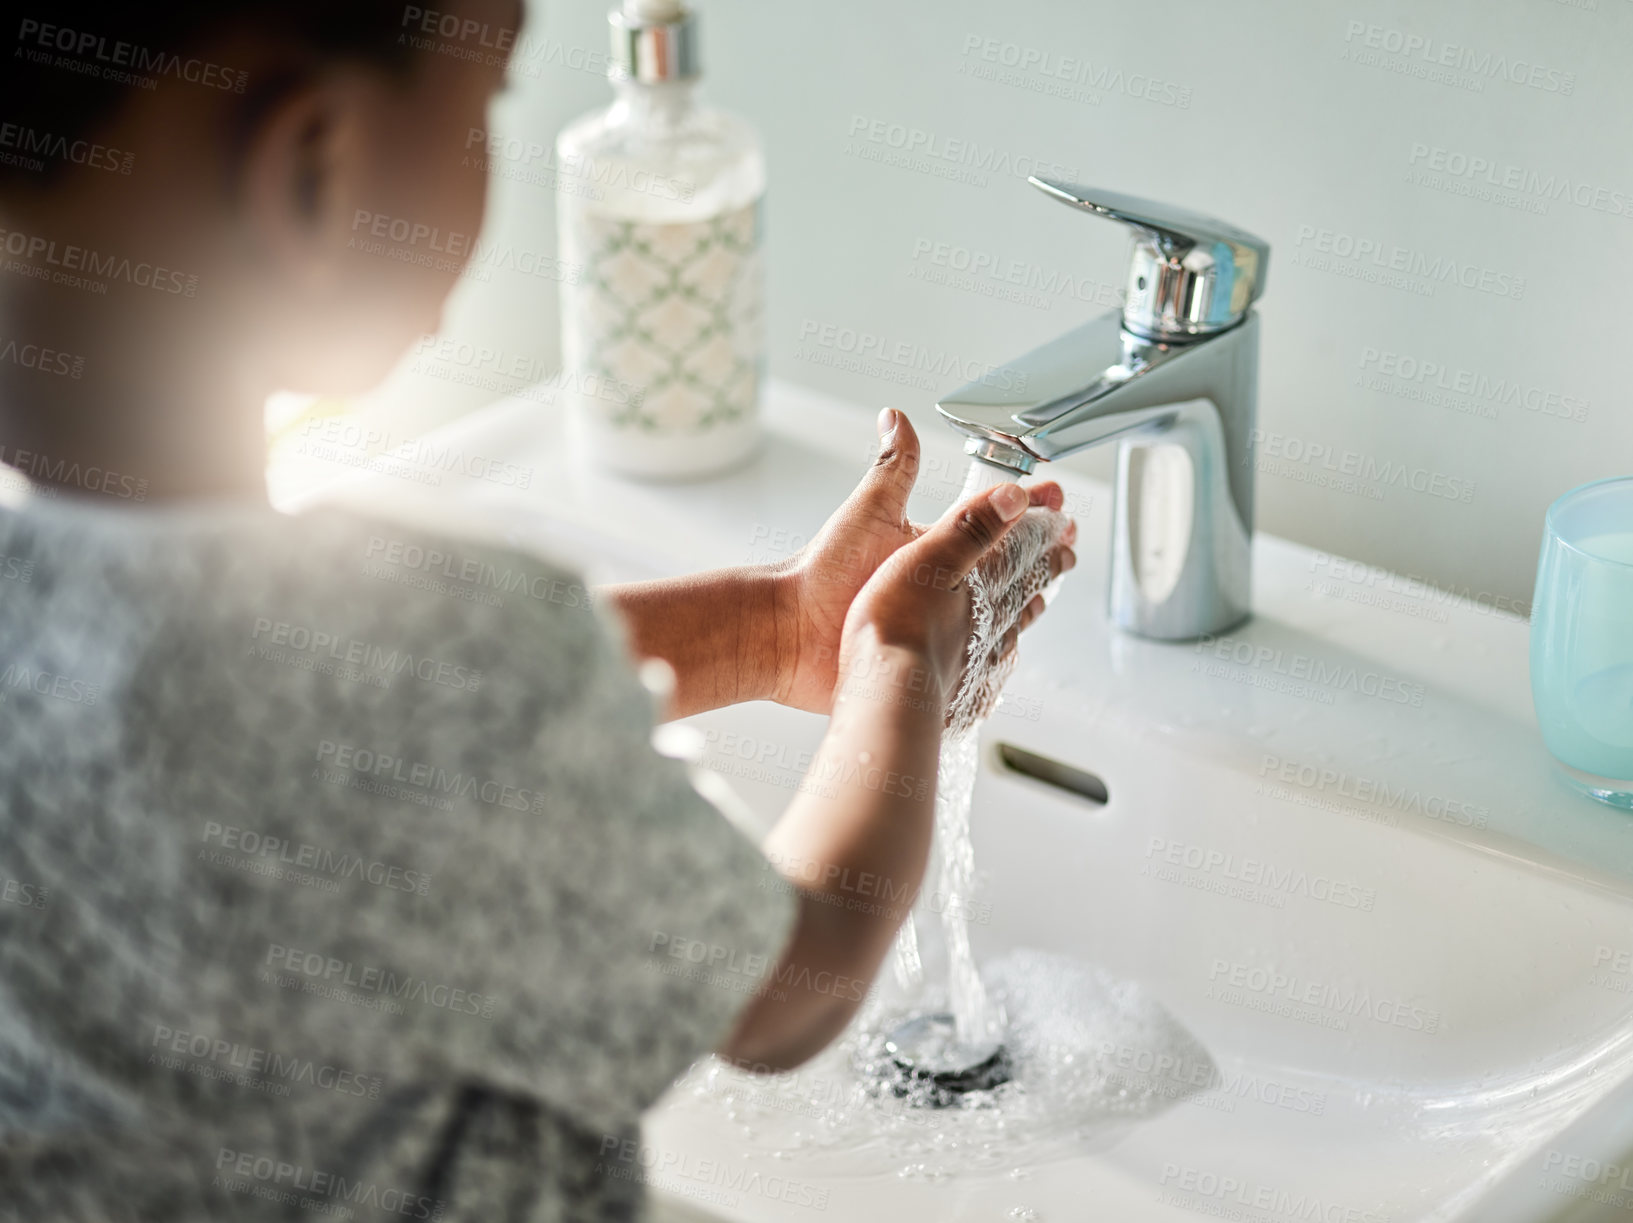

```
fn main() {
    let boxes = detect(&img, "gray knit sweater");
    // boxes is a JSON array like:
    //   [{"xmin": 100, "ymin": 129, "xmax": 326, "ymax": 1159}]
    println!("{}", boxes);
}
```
[{"xmin": 0, "ymin": 488, "xmax": 794, "ymax": 1221}]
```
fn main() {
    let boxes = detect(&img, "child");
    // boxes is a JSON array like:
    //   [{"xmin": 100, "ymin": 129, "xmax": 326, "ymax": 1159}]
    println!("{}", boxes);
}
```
[{"xmin": 0, "ymin": 1, "xmax": 1074, "ymax": 1218}]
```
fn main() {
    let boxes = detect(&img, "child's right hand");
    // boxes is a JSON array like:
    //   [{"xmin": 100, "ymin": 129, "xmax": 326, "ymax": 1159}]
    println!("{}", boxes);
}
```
[{"xmin": 837, "ymin": 480, "xmax": 1077, "ymax": 715}]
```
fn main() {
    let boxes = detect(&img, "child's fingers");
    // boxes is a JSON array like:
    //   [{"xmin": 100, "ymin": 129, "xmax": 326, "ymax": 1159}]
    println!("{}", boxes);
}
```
[
  {"xmin": 1017, "ymin": 594, "xmax": 1046, "ymax": 633},
  {"xmin": 1027, "ymin": 481, "xmax": 1065, "ymax": 512}
]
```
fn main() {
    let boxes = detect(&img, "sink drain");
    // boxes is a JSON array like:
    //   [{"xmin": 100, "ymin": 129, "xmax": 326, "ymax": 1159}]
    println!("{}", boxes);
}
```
[{"xmin": 881, "ymin": 1012, "xmax": 1012, "ymax": 1108}]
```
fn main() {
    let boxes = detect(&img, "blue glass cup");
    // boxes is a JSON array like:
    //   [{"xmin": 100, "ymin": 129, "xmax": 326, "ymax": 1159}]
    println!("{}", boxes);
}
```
[{"xmin": 1531, "ymin": 477, "xmax": 1633, "ymax": 808}]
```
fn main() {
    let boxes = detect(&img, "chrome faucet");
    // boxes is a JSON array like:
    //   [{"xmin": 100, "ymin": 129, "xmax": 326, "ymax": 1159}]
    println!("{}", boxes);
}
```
[{"xmin": 936, "ymin": 178, "xmax": 1269, "ymax": 641}]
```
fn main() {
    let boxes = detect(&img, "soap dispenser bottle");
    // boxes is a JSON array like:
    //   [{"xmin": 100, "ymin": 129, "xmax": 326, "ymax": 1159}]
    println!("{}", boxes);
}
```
[{"xmin": 555, "ymin": 0, "xmax": 765, "ymax": 479}]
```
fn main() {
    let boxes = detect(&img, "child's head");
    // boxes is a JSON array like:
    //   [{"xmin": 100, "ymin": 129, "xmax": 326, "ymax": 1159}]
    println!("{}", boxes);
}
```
[{"xmin": 0, "ymin": 1, "xmax": 519, "ymax": 397}]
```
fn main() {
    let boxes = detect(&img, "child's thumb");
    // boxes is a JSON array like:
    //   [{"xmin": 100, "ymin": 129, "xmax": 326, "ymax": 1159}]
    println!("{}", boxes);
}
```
[{"xmin": 851, "ymin": 408, "xmax": 920, "ymax": 520}]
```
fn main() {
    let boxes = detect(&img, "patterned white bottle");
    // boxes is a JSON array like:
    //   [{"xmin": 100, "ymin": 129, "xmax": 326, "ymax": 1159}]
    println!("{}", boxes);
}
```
[{"xmin": 556, "ymin": 2, "xmax": 765, "ymax": 479}]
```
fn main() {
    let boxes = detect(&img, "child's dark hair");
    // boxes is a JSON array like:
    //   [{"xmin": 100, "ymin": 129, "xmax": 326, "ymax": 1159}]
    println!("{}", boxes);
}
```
[{"xmin": 0, "ymin": 3, "xmax": 419, "ymax": 187}]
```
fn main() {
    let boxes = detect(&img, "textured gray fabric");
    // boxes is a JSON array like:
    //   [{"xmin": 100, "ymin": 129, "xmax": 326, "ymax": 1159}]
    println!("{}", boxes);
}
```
[{"xmin": 0, "ymin": 491, "xmax": 796, "ymax": 1222}]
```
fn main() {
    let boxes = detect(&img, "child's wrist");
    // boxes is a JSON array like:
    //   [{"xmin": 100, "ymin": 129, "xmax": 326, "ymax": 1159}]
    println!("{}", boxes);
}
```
[
  {"xmin": 750, "ymin": 563, "xmax": 801, "ymax": 705},
  {"xmin": 833, "ymin": 632, "xmax": 949, "ymax": 721}
]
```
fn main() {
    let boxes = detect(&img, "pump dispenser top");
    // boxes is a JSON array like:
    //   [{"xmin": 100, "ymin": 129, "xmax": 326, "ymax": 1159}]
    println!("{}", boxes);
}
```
[
  {"xmin": 609, "ymin": 0, "xmax": 698, "ymax": 83},
  {"xmin": 622, "ymin": 0, "xmax": 685, "ymax": 20}
]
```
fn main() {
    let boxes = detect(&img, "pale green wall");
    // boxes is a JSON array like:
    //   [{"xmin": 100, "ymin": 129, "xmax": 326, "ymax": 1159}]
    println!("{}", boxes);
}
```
[{"xmin": 377, "ymin": 0, "xmax": 1631, "ymax": 608}]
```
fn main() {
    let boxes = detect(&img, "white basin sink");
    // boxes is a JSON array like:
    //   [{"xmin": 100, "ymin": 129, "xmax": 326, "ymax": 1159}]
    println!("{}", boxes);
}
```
[{"xmin": 283, "ymin": 380, "xmax": 1633, "ymax": 1223}]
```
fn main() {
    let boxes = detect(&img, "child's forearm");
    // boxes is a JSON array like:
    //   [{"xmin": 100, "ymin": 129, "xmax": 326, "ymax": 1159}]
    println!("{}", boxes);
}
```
[
  {"xmin": 719, "ymin": 638, "xmax": 944, "ymax": 1070},
  {"xmin": 601, "ymin": 567, "xmax": 791, "ymax": 719}
]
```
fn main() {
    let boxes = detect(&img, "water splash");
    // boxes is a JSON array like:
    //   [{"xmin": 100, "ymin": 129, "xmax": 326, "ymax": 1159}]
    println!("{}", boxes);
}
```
[{"xmin": 671, "ymin": 948, "xmax": 1216, "ymax": 1177}]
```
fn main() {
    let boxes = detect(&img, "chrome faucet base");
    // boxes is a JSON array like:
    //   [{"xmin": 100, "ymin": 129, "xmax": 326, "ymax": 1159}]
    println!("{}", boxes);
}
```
[{"xmin": 1110, "ymin": 398, "xmax": 1252, "ymax": 641}]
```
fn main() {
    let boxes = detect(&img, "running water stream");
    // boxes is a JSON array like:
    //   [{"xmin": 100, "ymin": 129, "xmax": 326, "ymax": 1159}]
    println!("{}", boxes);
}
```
[{"xmin": 893, "ymin": 457, "xmax": 1046, "ymax": 1050}]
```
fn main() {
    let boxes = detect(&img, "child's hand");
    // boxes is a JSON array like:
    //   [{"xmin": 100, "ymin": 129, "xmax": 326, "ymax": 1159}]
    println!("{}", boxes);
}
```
[
  {"xmin": 773, "ymin": 410, "xmax": 1075, "ymax": 714},
  {"xmin": 837, "ymin": 480, "xmax": 1075, "ymax": 718}
]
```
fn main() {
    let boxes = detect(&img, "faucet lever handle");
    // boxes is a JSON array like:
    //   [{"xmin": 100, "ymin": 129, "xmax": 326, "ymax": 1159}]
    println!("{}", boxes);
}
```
[{"xmin": 1028, "ymin": 177, "xmax": 1269, "ymax": 341}]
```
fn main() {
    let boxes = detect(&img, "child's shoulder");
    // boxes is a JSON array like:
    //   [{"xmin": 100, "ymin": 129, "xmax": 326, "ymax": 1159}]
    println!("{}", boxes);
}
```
[
  {"xmin": 4, "ymin": 497, "xmax": 613, "ymax": 713},
  {"xmin": 226, "ymin": 504, "xmax": 609, "ymax": 669}
]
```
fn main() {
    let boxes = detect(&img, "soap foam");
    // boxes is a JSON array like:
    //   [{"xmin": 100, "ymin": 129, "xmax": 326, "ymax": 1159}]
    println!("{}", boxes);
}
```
[{"xmin": 671, "ymin": 949, "xmax": 1216, "ymax": 1178}]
